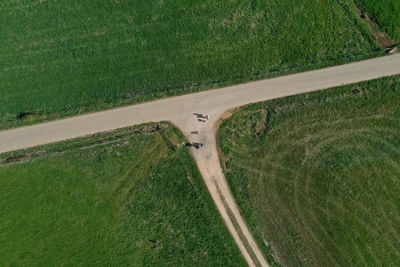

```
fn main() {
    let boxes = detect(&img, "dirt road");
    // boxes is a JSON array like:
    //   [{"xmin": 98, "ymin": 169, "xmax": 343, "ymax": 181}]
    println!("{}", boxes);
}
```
[{"xmin": 1, "ymin": 54, "xmax": 400, "ymax": 266}]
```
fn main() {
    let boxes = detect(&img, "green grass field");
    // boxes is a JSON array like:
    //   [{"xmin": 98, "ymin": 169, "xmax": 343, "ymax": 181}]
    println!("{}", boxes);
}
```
[
  {"xmin": 355, "ymin": 0, "xmax": 400, "ymax": 41},
  {"xmin": 0, "ymin": 0, "xmax": 378, "ymax": 129},
  {"xmin": 0, "ymin": 123, "xmax": 245, "ymax": 266},
  {"xmin": 219, "ymin": 76, "xmax": 400, "ymax": 266}
]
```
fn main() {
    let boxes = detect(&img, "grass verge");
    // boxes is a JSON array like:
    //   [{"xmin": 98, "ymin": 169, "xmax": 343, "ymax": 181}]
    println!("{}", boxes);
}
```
[{"xmin": 354, "ymin": 0, "xmax": 400, "ymax": 41}]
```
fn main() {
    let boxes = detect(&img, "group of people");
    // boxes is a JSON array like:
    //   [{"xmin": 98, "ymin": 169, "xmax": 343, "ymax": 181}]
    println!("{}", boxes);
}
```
[{"xmin": 189, "ymin": 113, "xmax": 209, "ymax": 149}]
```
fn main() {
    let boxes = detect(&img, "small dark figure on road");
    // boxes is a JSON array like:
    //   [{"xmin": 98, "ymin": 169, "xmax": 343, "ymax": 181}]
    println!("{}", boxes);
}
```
[
  {"xmin": 190, "ymin": 131, "xmax": 199, "ymax": 135},
  {"xmin": 198, "ymin": 114, "xmax": 208, "ymax": 120},
  {"xmin": 193, "ymin": 113, "xmax": 209, "ymax": 120},
  {"xmin": 185, "ymin": 142, "xmax": 203, "ymax": 149},
  {"xmin": 192, "ymin": 142, "xmax": 203, "ymax": 149},
  {"xmin": 198, "ymin": 119, "xmax": 206, "ymax": 122}
]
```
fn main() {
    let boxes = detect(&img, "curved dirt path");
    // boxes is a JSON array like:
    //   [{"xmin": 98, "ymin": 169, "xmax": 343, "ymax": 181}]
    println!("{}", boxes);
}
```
[
  {"xmin": 182, "ymin": 115, "xmax": 270, "ymax": 266},
  {"xmin": 1, "ymin": 54, "xmax": 400, "ymax": 266}
]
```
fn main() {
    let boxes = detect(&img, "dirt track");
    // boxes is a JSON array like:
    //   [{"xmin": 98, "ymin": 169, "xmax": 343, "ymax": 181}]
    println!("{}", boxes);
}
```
[{"xmin": 1, "ymin": 54, "xmax": 400, "ymax": 266}]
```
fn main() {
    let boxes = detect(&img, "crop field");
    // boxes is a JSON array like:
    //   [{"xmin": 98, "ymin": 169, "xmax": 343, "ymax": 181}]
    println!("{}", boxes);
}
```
[
  {"xmin": 219, "ymin": 76, "xmax": 400, "ymax": 266},
  {"xmin": 0, "ymin": 123, "xmax": 245, "ymax": 266},
  {"xmin": 355, "ymin": 0, "xmax": 400, "ymax": 41},
  {"xmin": 0, "ymin": 0, "xmax": 379, "ymax": 129}
]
